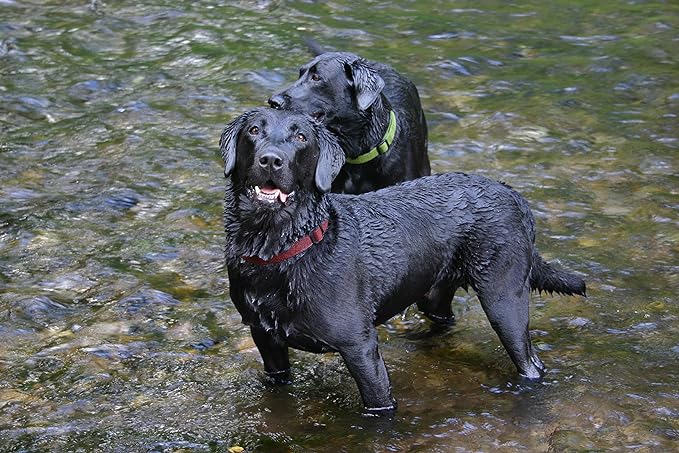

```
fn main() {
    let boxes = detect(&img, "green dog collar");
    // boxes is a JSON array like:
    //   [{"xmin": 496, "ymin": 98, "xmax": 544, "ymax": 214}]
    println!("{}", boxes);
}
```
[{"xmin": 346, "ymin": 110, "xmax": 397, "ymax": 165}]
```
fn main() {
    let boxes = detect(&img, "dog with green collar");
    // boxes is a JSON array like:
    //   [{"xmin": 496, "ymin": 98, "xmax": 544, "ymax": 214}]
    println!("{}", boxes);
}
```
[{"xmin": 268, "ymin": 44, "xmax": 430, "ymax": 194}]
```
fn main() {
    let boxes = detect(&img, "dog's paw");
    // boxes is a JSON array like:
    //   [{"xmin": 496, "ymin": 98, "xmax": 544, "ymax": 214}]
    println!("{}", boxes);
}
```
[
  {"xmin": 519, "ymin": 366, "xmax": 545, "ymax": 384},
  {"xmin": 362, "ymin": 401, "xmax": 397, "ymax": 418},
  {"xmin": 265, "ymin": 369, "xmax": 292, "ymax": 385},
  {"xmin": 362, "ymin": 406, "xmax": 396, "ymax": 418},
  {"xmin": 423, "ymin": 311, "xmax": 456, "ymax": 327}
]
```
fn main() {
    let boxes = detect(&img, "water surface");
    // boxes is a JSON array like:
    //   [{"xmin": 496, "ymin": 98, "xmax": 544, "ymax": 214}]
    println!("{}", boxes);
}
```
[{"xmin": 1, "ymin": 0, "xmax": 677, "ymax": 451}]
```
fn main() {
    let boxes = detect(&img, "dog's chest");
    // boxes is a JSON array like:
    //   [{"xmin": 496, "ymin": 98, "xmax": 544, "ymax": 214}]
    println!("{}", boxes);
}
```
[
  {"xmin": 243, "ymin": 279, "xmax": 330, "ymax": 352},
  {"xmin": 243, "ymin": 288, "xmax": 293, "ymax": 338}
]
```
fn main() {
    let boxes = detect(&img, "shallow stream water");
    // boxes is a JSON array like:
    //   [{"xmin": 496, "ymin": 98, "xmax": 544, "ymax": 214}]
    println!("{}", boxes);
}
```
[{"xmin": 1, "ymin": 1, "xmax": 677, "ymax": 451}]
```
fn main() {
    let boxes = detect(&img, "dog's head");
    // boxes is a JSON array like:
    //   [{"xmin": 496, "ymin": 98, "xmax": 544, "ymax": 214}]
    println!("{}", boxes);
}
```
[
  {"xmin": 220, "ymin": 109, "xmax": 345, "ymax": 209},
  {"xmin": 267, "ymin": 52, "xmax": 385, "ymax": 125}
]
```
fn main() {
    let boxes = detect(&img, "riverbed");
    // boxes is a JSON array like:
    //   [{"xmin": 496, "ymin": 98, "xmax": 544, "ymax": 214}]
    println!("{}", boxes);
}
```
[{"xmin": 1, "ymin": 1, "xmax": 677, "ymax": 451}]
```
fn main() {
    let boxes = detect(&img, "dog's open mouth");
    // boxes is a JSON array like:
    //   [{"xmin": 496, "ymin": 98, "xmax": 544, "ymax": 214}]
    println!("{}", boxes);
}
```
[{"xmin": 254, "ymin": 182, "xmax": 294, "ymax": 204}]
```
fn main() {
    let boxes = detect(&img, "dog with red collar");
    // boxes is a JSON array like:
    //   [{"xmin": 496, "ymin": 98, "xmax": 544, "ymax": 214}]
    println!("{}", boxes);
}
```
[{"xmin": 220, "ymin": 108, "xmax": 585, "ymax": 416}]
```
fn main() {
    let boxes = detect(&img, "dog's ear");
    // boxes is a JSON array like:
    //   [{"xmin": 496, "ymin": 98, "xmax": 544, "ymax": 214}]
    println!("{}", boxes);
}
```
[
  {"xmin": 315, "ymin": 126, "xmax": 346, "ymax": 193},
  {"xmin": 219, "ymin": 110, "xmax": 258, "ymax": 177},
  {"xmin": 345, "ymin": 58, "xmax": 385, "ymax": 111}
]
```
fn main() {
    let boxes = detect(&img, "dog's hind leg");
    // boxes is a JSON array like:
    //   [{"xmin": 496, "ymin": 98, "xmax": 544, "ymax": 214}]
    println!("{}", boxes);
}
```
[
  {"xmin": 417, "ymin": 279, "xmax": 456, "ymax": 326},
  {"xmin": 475, "ymin": 274, "xmax": 545, "ymax": 381},
  {"xmin": 251, "ymin": 326, "xmax": 292, "ymax": 385}
]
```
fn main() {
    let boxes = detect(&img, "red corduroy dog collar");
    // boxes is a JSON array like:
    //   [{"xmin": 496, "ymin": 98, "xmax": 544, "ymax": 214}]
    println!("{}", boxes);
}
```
[{"xmin": 242, "ymin": 219, "xmax": 330, "ymax": 265}]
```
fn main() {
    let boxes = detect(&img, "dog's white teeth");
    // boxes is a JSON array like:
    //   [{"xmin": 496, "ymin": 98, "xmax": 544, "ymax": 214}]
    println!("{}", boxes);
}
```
[
  {"xmin": 254, "ymin": 187, "xmax": 280, "ymax": 203},
  {"xmin": 253, "ymin": 186, "xmax": 292, "ymax": 204}
]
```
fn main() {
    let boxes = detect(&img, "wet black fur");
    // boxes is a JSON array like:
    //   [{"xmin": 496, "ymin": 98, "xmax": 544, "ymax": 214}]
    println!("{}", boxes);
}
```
[
  {"xmin": 268, "ymin": 42, "xmax": 430, "ymax": 194},
  {"xmin": 220, "ymin": 109, "xmax": 586, "ymax": 416}
]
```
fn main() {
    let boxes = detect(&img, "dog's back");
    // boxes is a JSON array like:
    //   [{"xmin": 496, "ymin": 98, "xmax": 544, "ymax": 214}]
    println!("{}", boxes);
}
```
[
  {"xmin": 329, "ymin": 173, "xmax": 585, "ymax": 302},
  {"xmin": 333, "ymin": 172, "xmax": 532, "ymax": 243}
]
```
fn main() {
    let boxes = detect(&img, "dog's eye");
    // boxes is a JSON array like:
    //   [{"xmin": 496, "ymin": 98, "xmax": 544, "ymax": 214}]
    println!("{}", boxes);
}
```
[
  {"xmin": 248, "ymin": 126, "xmax": 259, "ymax": 135},
  {"xmin": 296, "ymin": 133, "xmax": 307, "ymax": 142},
  {"xmin": 310, "ymin": 73, "xmax": 321, "ymax": 82}
]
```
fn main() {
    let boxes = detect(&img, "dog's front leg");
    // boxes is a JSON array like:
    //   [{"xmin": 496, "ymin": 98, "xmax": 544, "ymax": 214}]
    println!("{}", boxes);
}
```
[
  {"xmin": 338, "ymin": 330, "xmax": 396, "ymax": 416},
  {"xmin": 251, "ymin": 326, "xmax": 291, "ymax": 385}
]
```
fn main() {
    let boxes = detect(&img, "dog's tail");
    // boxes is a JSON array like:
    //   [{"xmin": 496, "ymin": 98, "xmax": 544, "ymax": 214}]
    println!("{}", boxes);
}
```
[
  {"xmin": 303, "ymin": 37, "xmax": 326, "ymax": 56},
  {"xmin": 530, "ymin": 251, "xmax": 586, "ymax": 297}
]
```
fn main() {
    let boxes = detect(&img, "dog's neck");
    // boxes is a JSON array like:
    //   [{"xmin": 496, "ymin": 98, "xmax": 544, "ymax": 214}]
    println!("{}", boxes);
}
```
[
  {"xmin": 223, "ymin": 178, "xmax": 331, "ymax": 265},
  {"xmin": 332, "ymin": 95, "xmax": 393, "ymax": 159}
]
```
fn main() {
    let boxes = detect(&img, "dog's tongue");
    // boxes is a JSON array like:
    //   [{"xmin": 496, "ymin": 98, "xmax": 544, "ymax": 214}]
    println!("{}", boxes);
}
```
[{"xmin": 261, "ymin": 185, "xmax": 290, "ymax": 203}]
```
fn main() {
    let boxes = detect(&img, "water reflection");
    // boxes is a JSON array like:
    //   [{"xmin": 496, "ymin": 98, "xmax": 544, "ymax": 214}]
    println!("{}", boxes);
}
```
[{"xmin": 1, "ymin": 0, "xmax": 678, "ymax": 451}]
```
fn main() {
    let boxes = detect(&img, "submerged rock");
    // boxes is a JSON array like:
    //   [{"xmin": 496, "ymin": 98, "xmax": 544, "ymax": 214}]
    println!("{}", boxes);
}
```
[
  {"xmin": 568, "ymin": 317, "xmax": 591, "ymax": 327},
  {"xmin": 81, "ymin": 343, "xmax": 134, "ymax": 360},
  {"xmin": 245, "ymin": 70, "xmax": 286, "ymax": 91},
  {"xmin": 81, "ymin": 341, "xmax": 155, "ymax": 360},
  {"xmin": 8, "ymin": 296, "xmax": 72, "ymax": 328},
  {"xmin": 116, "ymin": 288, "xmax": 180, "ymax": 316},
  {"xmin": 65, "ymin": 188, "xmax": 142, "ymax": 214},
  {"xmin": 190, "ymin": 338, "xmax": 216, "ymax": 351},
  {"xmin": 549, "ymin": 428, "xmax": 595, "ymax": 451},
  {"xmin": 66, "ymin": 79, "xmax": 120, "ymax": 102},
  {"xmin": 104, "ymin": 190, "xmax": 141, "ymax": 210}
]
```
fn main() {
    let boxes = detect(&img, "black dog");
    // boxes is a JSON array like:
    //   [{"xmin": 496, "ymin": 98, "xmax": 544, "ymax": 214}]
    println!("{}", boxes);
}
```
[
  {"xmin": 220, "ymin": 109, "xmax": 586, "ymax": 415},
  {"xmin": 268, "ymin": 44, "xmax": 430, "ymax": 194}
]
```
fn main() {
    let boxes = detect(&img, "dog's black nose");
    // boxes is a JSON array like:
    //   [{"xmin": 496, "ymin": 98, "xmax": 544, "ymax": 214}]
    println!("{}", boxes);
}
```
[
  {"xmin": 268, "ymin": 94, "xmax": 287, "ymax": 109},
  {"xmin": 258, "ymin": 152, "xmax": 284, "ymax": 171}
]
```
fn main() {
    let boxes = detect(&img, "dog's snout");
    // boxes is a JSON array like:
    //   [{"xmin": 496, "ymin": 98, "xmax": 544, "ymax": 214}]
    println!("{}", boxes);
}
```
[
  {"xmin": 268, "ymin": 94, "xmax": 287, "ymax": 109},
  {"xmin": 258, "ymin": 152, "xmax": 284, "ymax": 172}
]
